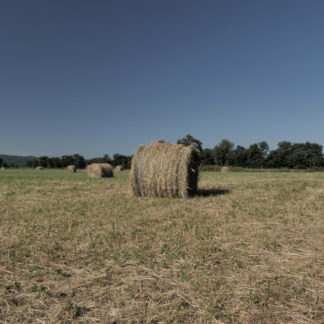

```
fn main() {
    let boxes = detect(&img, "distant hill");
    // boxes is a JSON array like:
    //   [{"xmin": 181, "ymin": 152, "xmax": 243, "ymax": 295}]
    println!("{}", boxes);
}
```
[{"xmin": 0, "ymin": 154, "xmax": 37, "ymax": 167}]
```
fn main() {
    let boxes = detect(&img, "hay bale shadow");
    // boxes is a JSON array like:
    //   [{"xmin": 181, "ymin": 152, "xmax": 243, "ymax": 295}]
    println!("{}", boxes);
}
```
[{"xmin": 195, "ymin": 189, "xmax": 230, "ymax": 197}]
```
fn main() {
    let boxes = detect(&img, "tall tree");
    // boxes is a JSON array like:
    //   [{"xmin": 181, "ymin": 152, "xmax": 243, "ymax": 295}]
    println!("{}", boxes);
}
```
[
  {"xmin": 177, "ymin": 134, "xmax": 203, "ymax": 152},
  {"xmin": 39, "ymin": 156, "xmax": 50, "ymax": 168},
  {"xmin": 72, "ymin": 154, "xmax": 86, "ymax": 168},
  {"xmin": 290, "ymin": 142, "xmax": 323, "ymax": 169},
  {"xmin": 246, "ymin": 141, "xmax": 269, "ymax": 168},
  {"xmin": 61, "ymin": 155, "xmax": 74, "ymax": 167},
  {"xmin": 266, "ymin": 141, "xmax": 293, "ymax": 168},
  {"xmin": 103, "ymin": 154, "xmax": 112, "ymax": 164},
  {"xmin": 51, "ymin": 157, "xmax": 62, "ymax": 168},
  {"xmin": 229, "ymin": 145, "xmax": 248, "ymax": 167},
  {"xmin": 200, "ymin": 148, "xmax": 215, "ymax": 166},
  {"xmin": 214, "ymin": 139, "xmax": 234, "ymax": 165}
]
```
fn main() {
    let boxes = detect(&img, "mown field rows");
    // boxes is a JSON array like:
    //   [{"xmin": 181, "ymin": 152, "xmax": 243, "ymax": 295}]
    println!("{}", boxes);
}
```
[{"xmin": 0, "ymin": 170, "xmax": 323, "ymax": 323}]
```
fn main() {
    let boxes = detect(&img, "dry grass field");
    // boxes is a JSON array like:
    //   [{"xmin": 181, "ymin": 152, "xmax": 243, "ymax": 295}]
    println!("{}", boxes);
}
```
[{"xmin": 0, "ymin": 169, "xmax": 323, "ymax": 323}]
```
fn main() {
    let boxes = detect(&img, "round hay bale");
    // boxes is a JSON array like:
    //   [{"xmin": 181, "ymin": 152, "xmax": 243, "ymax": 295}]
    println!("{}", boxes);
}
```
[
  {"xmin": 114, "ymin": 165, "xmax": 124, "ymax": 172},
  {"xmin": 221, "ymin": 166, "xmax": 229, "ymax": 172},
  {"xmin": 0, "ymin": 167, "xmax": 5, "ymax": 171},
  {"xmin": 87, "ymin": 163, "xmax": 114, "ymax": 178},
  {"xmin": 130, "ymin": 142, "xmax": 200, "ymax": 198},
  {"xmin": 65, "ymin": 165, "xmax": 77, "ymax": 173},
  {"xmin": 36, "ymin": 166, "xmax": 43, "ymax": 170}
]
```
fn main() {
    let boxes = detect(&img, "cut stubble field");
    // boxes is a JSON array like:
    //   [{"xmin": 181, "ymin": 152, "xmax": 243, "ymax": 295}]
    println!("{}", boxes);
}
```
[{"xmin": 0, "ymin": 169, "xmax": 323, "ymax": 323}]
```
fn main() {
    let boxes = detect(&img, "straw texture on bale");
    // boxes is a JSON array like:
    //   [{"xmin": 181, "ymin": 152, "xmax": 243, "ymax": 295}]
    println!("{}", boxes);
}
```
[
  {"xmin": 36, "ymin": 166, "xmax": 43, "ymax": 170},
  {"xmin": 65, "ymin": 165, "xmax": 77, "ymax": 173},
  {"xmin": 131, "ymin": 142, "xmax": 200, "ymax": 198},
  {"xmin": 221, "ymin": 166, "xmax": 229, "ymax": 172},
  {"xmin": 87, "ymin": 163, "xmax": 114, "ymax": 178},
  {"xmin": 115, "ymin": 165, "xmax": 124, "ymax": 171}
]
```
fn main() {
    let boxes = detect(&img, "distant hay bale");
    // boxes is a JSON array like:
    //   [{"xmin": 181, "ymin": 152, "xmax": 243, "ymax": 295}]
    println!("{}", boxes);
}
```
[
  {"xmin": 87, "ymin": 163, "xmax": 114, "ymax": 178},
  {"xmin": 130, "ymin": 142, "xmax": 200, "ymax": 198},
  {"xmin": 221, "ymin": 166, "xmax": 229, "ymax": 172},
  {"xmin": 115, "ymin": 165, "xmax": 124, "ymax": 171},
  {"xmin": 65, "ymin": 165, "xmax": 77, "ymax": 173},
  {"xmin": 36, "ymin": 166, "xmax": 43, "ymax": 170},
  {"xmin": 0, "ymin": 167, "xmax": 5, "ymax": 171}
]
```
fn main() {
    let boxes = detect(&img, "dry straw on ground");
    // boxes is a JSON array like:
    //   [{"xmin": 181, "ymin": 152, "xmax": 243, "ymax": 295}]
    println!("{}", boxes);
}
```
[
  {"xmin": 221, "ymin": 166, "xmax": 229, "ymax": 172},
  {"xmin": 1, "ymin": 169, "xmax": 323, "ymax": 323},
  {"xmin": 87, "ymin": 163, "xmax": 114, "ymax": 178},
  {"xmin": 65, "ymin": 165, "xmax": 77, "ymax": 173},
  {"xmin": 131, "ymin": 142, "xmax": 200, "ymax": 198},
  {"xmin": 115, "ymin": 165, "xmax": 124, "ymax": 171},
  {"xmin": 35, "ymin": 166, "xmax": 43, "ymax": 170}
]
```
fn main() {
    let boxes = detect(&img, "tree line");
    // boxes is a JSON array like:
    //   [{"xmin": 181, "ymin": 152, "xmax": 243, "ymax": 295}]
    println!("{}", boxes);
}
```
[
  {"xmin": 25, "ymin": 154, "xmax": 132, "ymax": 169},
  {"xmin": 13, "ymin": 134, "xmax": 324, "ymax": 170},
  {"xmin": 177, "ymin": 135, "xmax": 324, "ymax": 169}
]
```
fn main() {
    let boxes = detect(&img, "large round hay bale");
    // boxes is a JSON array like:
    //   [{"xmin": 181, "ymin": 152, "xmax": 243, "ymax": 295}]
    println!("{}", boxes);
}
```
[
  {"xmin": 114, "ymin": 165, "xmax": 124, "ymax": 171},
  {"xmin": 65, "ymin": 165, "xmax": 77, "ymax": 173},
  {"xmin": 0, "ymin": 167, "xmax": 5, "ymax": 171},
  {"xmin": 221, "ymin": 166, "xmax": 229, "ymax": 172},
  {"xmin": 87, "ymin": 163, "xmax": 114, "ymax": 178},
  {"xmin": 36, "ymin": 166, "xmax": 43, "ymax": 170},
  {"xmin": 130, "ymin": 142, "xmax": 200, "ymax": 198}
]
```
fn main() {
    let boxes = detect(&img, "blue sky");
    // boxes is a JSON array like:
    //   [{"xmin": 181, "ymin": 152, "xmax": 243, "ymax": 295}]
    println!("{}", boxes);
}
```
[{"xmin": 0, "ymin": 0, "xmax": 323, "ymax": 157}]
